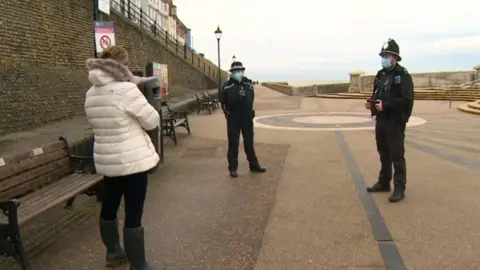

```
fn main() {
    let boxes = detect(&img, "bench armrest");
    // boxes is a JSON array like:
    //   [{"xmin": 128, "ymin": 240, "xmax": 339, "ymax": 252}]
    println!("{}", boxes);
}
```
[
  {"xmin": 0, "ymin": 199, "xmax": 20, "ymax": 223},
  {"xmin": 69, "ymin": 155, "xmax": 96, "ymax": 174},
  {"xmin": 0, "ymin": 199, "xmax": 20, "ymax": 209}
]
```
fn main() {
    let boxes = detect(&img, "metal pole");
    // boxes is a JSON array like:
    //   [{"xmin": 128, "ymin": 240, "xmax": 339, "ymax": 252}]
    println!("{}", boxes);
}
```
[
  {"xmin": 93, "ymin": 0, "xmax": 100, "ymax": 58},
  {"xmin": 217, "ymin": 38, "xmax": 221, "ymax": 94},
  {"xmin": 449, "ymin": 90, "xmax": 453, "ymax": 108}
]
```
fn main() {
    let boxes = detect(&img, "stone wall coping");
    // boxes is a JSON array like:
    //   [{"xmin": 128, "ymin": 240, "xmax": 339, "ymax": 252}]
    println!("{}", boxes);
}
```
[
  {"xmin": 359, "ymin": 69, "xmax": 476, "ymax": 77},
  {"xmin": 349, "ymin": 71, "xmax": 365, "ymax": 76},
  {"xmin": 474, "ymin": 65, "xmax": 480, "ymax": 70},
  {"xmin": 262, "ymin": 81, "xmax": 349, "ymax": 87}
]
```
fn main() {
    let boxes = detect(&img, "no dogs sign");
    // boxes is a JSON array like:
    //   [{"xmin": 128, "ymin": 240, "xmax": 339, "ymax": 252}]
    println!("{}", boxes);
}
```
[{"xmin": 94, "ymin": 21, "xmax": 116, "ymax": 54}]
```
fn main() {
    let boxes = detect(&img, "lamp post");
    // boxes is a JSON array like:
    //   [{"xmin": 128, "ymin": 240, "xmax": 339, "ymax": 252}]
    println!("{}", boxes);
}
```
[
  {"xmin": 232, "ymin": 55, "xmax": 236, "ymax": 62},
  {"xmin": 215, "ymin": 25, "xmax": 222, "ymax": 95}
]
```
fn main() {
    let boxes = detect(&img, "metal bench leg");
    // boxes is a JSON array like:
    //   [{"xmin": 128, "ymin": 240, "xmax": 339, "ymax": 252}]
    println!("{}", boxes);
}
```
[
  {"xmin": 64, "ymin": 197, "xmax": 76, "ymax": 209},
  {"xmin": 0, "ymin": 200, "xmax": 31, "ymax": 270},
  {"xmin": 184, "ymin": 119, "xmax": 191, "ymax": 134},
  {"xmin": 170, "ymin": 123, "xmax": 178, "ymax": 146},
  {"xmin": 163, "ymin": 121, "xmax": 177, "ymax": 145}
]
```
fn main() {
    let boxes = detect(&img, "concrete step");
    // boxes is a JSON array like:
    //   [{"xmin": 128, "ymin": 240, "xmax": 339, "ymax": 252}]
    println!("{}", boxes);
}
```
[
  {"xmin": 457, "ymin": 101, "xmax": 480, "ymax": 115},
  {"xmin": 467, "ymin": 100, "xmax": 480, "ymax": 110},
  {"xmin": 336, "ymin": 91, "xmax": 480, "ymax": 96}
]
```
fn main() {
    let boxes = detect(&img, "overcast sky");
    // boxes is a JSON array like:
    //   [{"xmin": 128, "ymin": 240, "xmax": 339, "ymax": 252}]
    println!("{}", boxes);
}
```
[{"xmin": 174, "ymin": 0, "xmax": 480, "ymax": 82}]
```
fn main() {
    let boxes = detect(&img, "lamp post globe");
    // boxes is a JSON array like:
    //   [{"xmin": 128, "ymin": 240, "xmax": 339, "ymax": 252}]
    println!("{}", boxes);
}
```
[{"xmin": 215, "ymin": 25, "xmax": 222, "ymax": 40}]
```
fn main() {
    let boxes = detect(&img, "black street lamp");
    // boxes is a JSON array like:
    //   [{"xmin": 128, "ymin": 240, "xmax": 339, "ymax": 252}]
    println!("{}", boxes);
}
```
[
  {"xmin": 232, "ymin": 55, "xmax": 236, "ymax": 62},
  {"xmin": 215, "ymin": 25, "xmax": 222, "ymax": 94}
]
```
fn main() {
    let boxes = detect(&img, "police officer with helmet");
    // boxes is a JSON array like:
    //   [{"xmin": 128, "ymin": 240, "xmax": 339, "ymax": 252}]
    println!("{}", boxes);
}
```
[
  {"xmin": 221, "ymin": 61, "xmax": 266, "ymax": 178},
  {"xmin": 365, "ymin": 39, "xmax": 414, "ymax": 203}
]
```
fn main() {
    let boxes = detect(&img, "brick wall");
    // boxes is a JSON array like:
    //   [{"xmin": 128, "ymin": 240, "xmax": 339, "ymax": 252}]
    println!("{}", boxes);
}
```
[{"xmin": 0, "ymin": 0, "xmax": 227, "ymax": 136}]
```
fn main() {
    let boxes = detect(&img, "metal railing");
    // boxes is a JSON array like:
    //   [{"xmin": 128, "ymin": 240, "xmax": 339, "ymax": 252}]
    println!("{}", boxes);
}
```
[{"xmin": 105, "ymin": 0, "xmax": 228, "ymax": 82}]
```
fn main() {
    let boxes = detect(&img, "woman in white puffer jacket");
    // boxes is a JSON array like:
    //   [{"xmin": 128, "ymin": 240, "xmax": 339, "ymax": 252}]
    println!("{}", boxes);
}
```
[{"xmin": 84, "ymin": 45, "xmax": 164, "ymax": 270}]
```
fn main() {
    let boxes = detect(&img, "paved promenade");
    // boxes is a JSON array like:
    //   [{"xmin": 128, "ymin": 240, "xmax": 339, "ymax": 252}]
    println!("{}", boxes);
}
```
[{"xmin": 1, "ymin": 86, "xmax": 480, "ymax": 269}]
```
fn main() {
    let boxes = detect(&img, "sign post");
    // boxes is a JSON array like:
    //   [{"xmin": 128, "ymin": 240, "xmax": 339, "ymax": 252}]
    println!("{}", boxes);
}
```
[{"xmin": 94, "ymin": 21, "xmax": 116, "ymax": 54}]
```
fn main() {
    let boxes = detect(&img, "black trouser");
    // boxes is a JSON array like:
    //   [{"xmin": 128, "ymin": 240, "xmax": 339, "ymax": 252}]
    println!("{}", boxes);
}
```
[
  {"xmin": 227, "ymin": 113, "xmax": 259, "ymax": 171},
  {"xmin": 375, "ymin": 117, "xmax": 407, "ymax": 189},
  {"xmin": 100, "ymin": 171, "xmax": 148, "ymax": 228}
]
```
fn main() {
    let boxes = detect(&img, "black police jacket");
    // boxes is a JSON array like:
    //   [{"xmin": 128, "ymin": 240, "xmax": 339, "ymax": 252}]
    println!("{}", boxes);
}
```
[
  {"xmin": 370, "ymin": 64, "xmax": 414, "ymax": 123},
  {"xmin": 220, "ymin": 77, "xmax": 255, "ymax": 115}
]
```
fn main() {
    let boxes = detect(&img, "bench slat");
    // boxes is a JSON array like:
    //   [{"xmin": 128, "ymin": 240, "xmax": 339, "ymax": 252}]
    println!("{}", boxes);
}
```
[
  {"xmin": 0, "ymin": 157, "xmax": 69, "ymax": 196},
  {"xmin": 0, "ymin": 165, "xmax": 70, "ymax": 201},
  {"xmin": 16, "ymin": 174, "xmax": 102, "ymax": 224},
  {"xmin": 18, "ymin": 172, "xmax": 88, "ymax": 208},
  {"xmin": 0, "ymin": 173, "xmax": 104, "ymax": 225},
  {"xmin": 0, "ymin": 141, "xmax": 65, "ymax": 165},
  {"xmin": 0, "ymin": 149, "xmax": 68, "ymax": 183}
]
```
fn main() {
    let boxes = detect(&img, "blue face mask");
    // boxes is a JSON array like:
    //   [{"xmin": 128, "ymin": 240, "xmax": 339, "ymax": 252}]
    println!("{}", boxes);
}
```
[
  {"xmin": 231, "ymin": 72, "xmax": 243, "ymax": 81},
  {"xmin": 381, "ymin": 58, "xmax": 393, "ymax": 69}
]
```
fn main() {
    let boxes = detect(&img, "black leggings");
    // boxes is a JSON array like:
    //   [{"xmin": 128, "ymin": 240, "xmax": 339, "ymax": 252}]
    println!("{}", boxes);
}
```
[{"xmin": 100, "ymin": 171, "xmax": 148, "ymax": 228}]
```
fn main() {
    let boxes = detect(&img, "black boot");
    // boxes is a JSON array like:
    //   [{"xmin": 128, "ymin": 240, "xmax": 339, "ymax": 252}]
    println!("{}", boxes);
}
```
[
  {"xmin": 366, "ymin": 182, "xmax": 391, "ymax": 193},
  {"xmin": 230, "ymin": 171, "xmax": 238, "ymax": 178},
  {"xmin": 100, "ymin": 219, "xmax": 128, "ymax": 267},
  {"xmin": 388, "ymin": 188, "xmax": 405, "ymax": 203},
  {"xmin": 249, "ymin": 164, "xmax": 266, "ymax": 173},
  {"xmin": 124, "ymin": 227, "xmax": 166, "ymax": 270}
]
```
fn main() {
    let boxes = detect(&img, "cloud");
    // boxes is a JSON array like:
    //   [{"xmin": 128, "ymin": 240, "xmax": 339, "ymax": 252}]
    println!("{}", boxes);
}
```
[{"xmin": 174, "ymin": 0, "xmax": 480, "ymax": 81}]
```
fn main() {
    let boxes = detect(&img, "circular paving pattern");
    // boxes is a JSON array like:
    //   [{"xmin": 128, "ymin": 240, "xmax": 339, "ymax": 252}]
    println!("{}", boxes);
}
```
[{"xmin": 253, "ymin": 112, "xmax": 427, "ymax": 131}]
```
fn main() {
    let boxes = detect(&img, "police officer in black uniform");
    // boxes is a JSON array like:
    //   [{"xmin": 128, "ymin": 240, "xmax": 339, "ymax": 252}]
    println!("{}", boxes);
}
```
[
  {"xmin": 365, "ymin": 39, "xmax": 414, "ymax": 203},
  {"xmin": 221, "ymin": 61, "xmax": 266, "ymax": 177}
]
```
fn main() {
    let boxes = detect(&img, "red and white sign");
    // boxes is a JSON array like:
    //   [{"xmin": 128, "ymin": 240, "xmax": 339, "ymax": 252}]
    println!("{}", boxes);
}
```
[
  {"xmin": 94, "ymin": 21, "xmax": 115, "ymax": 54},
  {"xmin": 99, "ymin": 35, "xmax": 111, "ymax": 49}
]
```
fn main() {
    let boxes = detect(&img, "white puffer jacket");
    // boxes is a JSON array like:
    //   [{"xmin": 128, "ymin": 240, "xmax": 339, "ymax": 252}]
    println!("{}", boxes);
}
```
[{"xmin": 84, "ymin": 58, "xmax": 160, "ymax": 177}]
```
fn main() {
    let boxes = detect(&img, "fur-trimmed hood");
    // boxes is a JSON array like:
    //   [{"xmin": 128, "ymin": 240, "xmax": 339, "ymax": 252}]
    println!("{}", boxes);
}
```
[{"xmin": 86, "ymin": 58, "xmax": 135, "ymax": 86}]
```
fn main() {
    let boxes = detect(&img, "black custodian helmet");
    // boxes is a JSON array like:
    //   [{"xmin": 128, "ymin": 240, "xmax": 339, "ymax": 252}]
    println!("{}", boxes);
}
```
[
  {"xmin": 229, "ymin": 61, "xmax": 246, "ymax": 72},
  {"xmin": 379, "ymin": 39, "xmax": 401, "ymax": 61}
]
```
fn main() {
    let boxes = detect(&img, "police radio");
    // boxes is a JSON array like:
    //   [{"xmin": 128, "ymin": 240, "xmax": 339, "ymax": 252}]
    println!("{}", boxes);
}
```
[{"xmin": 368, "ymin": 89, "xmax": 381, "ymax": 116}]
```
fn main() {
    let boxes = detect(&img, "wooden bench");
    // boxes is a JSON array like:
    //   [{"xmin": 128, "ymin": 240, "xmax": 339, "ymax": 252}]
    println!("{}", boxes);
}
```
[
  {"xmin": 195, "ymin": 93, "xmax": 216, "ymax": 114},
  {"xmin": 200, "ymin": 91, "xmax": 219, "ymax": 109},
  {"xmin": 0, "ymin": 136, "xmax": 103, "ymax": 270},
  {"xmin": 161, "ymin": 101, "xmax": 191, "ymax": 146}
]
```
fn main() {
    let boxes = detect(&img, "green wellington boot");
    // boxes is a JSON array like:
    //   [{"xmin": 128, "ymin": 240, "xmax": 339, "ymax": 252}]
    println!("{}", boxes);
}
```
[
  {"xmin": 124, "ymin": 227, "xmax": 166, "ymax": 270},
  {"xmin": 100, "ymin": 219, "xmax": 128, "ymax": 267}
]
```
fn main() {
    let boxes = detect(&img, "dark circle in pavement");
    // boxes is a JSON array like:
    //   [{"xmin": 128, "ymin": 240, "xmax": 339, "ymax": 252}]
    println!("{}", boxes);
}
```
[{"xmin": 253, "ymin": 112, "xmax": 427, "ymax": 131}]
